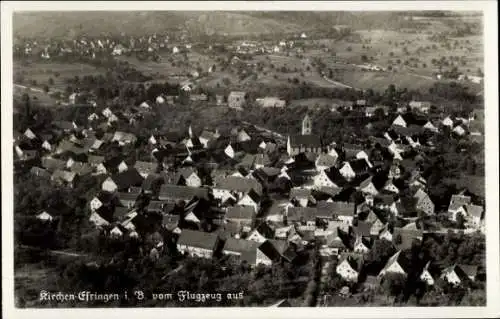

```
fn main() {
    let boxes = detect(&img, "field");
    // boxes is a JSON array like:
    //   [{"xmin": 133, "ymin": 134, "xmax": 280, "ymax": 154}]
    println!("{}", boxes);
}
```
[{"xmin": 13, "ymin": 61, "xmax": 103, "ymax": 90}]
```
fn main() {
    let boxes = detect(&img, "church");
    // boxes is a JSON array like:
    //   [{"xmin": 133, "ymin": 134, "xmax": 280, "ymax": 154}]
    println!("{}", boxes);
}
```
[{"xmin": 286, "ymin": 114, "xmax": 324, "ymax": 156}]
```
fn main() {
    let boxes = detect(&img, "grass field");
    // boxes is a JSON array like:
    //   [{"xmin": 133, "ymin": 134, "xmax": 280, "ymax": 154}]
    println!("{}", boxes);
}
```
[{"xmin": 14, "ymin": 61, "xmax": 103, "ymax": 90}]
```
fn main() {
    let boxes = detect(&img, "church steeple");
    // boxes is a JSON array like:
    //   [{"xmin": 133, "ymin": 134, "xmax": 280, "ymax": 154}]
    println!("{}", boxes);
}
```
[{"xmin": 302, "ymin": 113, "xmax": 312, "ymax": 135}]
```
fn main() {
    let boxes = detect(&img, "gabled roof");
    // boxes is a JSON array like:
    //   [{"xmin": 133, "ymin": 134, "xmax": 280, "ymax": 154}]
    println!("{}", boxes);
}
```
[
  {"xmin": 290, "ymin": 187, "xmax": 311, "ymax": 199},
  {"xmin": 214, "ymin": 175, "xmax": 263, "ymax": 196},
  {"xmin": 288, "ymin": 135, "xmax": 322, "ymax": 148},
  {"xmin": 338, "ymin": 252, "xmax": 364, "ymax": 272},
  {"xmin": 466, "ymin": 204, "xmax": 484, "ymax": 218},
  {"xmin": 330, "ymin": 201, "xmax": 355, "ymax": 217},
  {"xmin": 177, "ymin": 229, "xmax": 218, "ymax": 251},
  {"xmin": 134, "ymin": 161, "xmax": 157, "ymax": 174},
  {"xmin": 41, "ymin": 157, "xmax": 66, "ymax": 172},
  {"xmin": 226, "ymin": 205, "xmax": 255, "ymax": 220},
  {"xmin": 158, "ymin": 184, "xmax": 210, "ymax": 201},
  {"xmin": 111, "ymin": 168, "xmax": 144, "ymax": 190},
  {"xmin": 223, "ymin": 238, "xmax": 260, "ymax": 263},
  {"xmin": 316, "ymin": 154, "xmax": 338, "ymax": 168},
  {"xmin": 287, "ymin": 207, "xmax": 322, "ymax": 221},
  {"xmin": 353, "ymin": 221, "xmax": 372, "ymax": 238},
  {"xmin": 379, "ymin": 250, "xmax": 410, "ymax": 276},
  {"xmin": 51, "ymin": 169, "xmax": 76, "ymax": 183}
]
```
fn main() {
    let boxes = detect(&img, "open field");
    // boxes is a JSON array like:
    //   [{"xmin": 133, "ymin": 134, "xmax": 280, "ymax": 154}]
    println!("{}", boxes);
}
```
[{"xmin": 14, "ymin": 61, "xmax": 103, "ymax": 90}]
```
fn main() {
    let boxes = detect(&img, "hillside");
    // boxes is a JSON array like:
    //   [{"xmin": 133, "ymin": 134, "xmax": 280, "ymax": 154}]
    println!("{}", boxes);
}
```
[
  {"xmin": 13, "ymin": 11, "xmax": 304, "ymax": 38},
  {"xmin": 13, "ymin": 11, "xmax": 454, "ymax": 39}
]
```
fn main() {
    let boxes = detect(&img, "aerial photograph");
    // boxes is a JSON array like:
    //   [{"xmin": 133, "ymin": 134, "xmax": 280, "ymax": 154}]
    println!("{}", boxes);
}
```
[{"xmin": 11, "ymin": 10, "xmax": 486, "ymax": 308}]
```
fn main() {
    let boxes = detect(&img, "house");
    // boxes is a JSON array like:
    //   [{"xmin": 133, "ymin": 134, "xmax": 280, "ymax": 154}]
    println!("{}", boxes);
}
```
[
  {"xmin": 290, "ymin": 188, "xmax": 314, "ymax": 207},
  {"xmin": 287, "ymin": 135, "xmax": 323, "ymax": 156},
  {"xmin": 447, "ymin": 194, "xmax": 471, "ymax": 222},
  {"xmin": 364, "ymin": 106, "xmax": 377, "ymax": 117},
  {"xmin": 236, "ymin": 129, "xmax": 251, "ymax": 142},
  {"xmin": 336, "ymin": 253, "xmax": 364, "ymax": 282},
  {"xmin": 441, "ymin": 116, "xmax": 454, "ymax": 127},
  {"xmin": 158, "ymin": 184, "xmax": 209, "ymax": 203},
  {"xmin": 117, "ymin": 192, "xmax": 139, "ymax": 209},
  {"xmin": 237, "ymin": 190, "xmax": 261, "ymax": 213},
  {"xmin": 102, "ymin": 169, "xmax": 144, "ymax": 192},
  {"xmin": 339, "ymin": 162, "xmax": 356, "ymax": 181},
  {"xmin": 382, "ymin": 179, "xmax": 399, "ymax": 194},
  {"xmin": 332, "ymin": 201, "xmax": 355, "ymax": 225},
  {"xmin": 453, "ymin": 125, "xmax": 466, "ymax": 136},
  {"xmin": 176, "ymin": 229, "xmax": 219, "ymax": 258},
  {"xmin": 112, "ymin": 131, "xmax": 137, "ymax": 146},
  {"xmin": 440, "ymin": 264, "xmax": 476, "ymax": 286},
  {"xmin": 352, "ymin": 235, "xmax": 372, "ymax": 254},
  {"xmin": 175, "ymin": 167, "xmax": 202, "ymax": 188},
  {"xmin": 89, "ymin": 211, "xmax": 111, "ymax": 228},
  {"xmin": 409, "ymin": 101, "xmax": 431, "ymax": 113},
  {"xmin": 423, "ymin": 121, "xmax": 439, "ymax": 133},
  {"xmin": 465, "ymin": 204, "xmax": 484, "ymax": 229},
  {"xmin": 109, "ymin": 225, "xmax": 124, "ymax": 238},
  {"xmin": 313, "ymin": 168, "xmax": 346, "ymax": 191},
  {"xmin": 357, "ymin": 176, "xmax": 379, "ymax": 196},
  {"xmin": 226, "ymin": 205, "xmax": 255, "ymax": 226},
  {"xmin": 413, "ymin": 189, "xmax": 434, "ymax": 216},
  {"xmin": 199, "ymin": 130, "xmax": 219, "ymax": 148},
  {"xmin": 228, "ymin": 91, "xmax": 246, "ymax": 109},
  {"xmin": 256, "ymin": 97, "xmax": 286, "ymax": 108},
  {"xmin": 36, "ymin": 211, "xmax": 53, "ymax": 222},
  {"xmin": 221, "ymin": 238, "xmax": 262, "ymax": 266},
  {"xmin": 41, "ymin": 140, "xmax": 52, "ymax": 152},
  {"xmin": 420, "ymin": 261, "xmax": 436, "ymax": 286},
  {"xmin": 392, "ymin": 115, "xmax": 407, "ymax": 128},
  {"xmin": 315, "ymin": 153, "xmax": 338, "ymax": 171},
  {"xmin": 247, "ymin": 228, "xmax": 267, "ymax": 243},
  {"xmin": 163, "ymin": 214, "xmax": 180, "ymax": 232},
  {"xmin": 51, "ymin": 169, "xmax": 77, "ymax": 187},
  {"xmin": 213, "ymin": 175, "xmax": 263, "ymax": 201},
  {"xmin": 378, "ymin": 250, "xmax": 409, "ymax": 278},
  {"xmin": 134, "ymin": 161, "xmax": 157, "ymax": 178},
  {"xmin": 286, "ymin": 207, "xmax": 323, "ymax": 226},
  {"xmin": 393, "ymin": 226, "xmax": 423, "ymax": 251},
  {"xmin": 172, "ymin": 46, "xmax": 179, "ymax": 54}
]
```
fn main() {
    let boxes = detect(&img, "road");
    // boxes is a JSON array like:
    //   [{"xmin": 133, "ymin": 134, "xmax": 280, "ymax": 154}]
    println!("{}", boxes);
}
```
[
  {"xmin": 316, "ymin": 259, "xmax": 332, "ymax": 307},
  {"xmin": 322, "ymin": 76, "xmax": 354, "ymax": 89},
  {"xmin": 18, "ymin": 244, "xmax": 89, "ymax": 258},
  {"xmin": 14, "ymin": 83, "xmax": 45, "ymax": 93}
]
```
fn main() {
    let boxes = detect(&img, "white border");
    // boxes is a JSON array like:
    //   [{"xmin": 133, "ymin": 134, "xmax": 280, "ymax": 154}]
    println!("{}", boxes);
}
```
[{"xmin": 2, "ymin": 1, "xmax": 499, "ymax": 319}]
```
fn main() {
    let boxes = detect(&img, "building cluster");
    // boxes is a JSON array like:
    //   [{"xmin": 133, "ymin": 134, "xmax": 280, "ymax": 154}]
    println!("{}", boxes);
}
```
[{"xmin": 15, "ymin": 84, "xmax": 484, "ymax": 291}]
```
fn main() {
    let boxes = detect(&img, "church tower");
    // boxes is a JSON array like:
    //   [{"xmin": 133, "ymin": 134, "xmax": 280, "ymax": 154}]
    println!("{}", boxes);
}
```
[{"xmin": 302, "ymin": 114, "xmax": 312, "ymax": 135}]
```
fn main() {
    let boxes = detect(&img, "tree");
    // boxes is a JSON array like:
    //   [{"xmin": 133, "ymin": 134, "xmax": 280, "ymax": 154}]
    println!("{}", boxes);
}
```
[
  {"xmin": 382, "ymin": 273, "xmax": 407, "ymax": 297},
  {"xmin": 48, "ymin": 77, "xmax": 55, "ymax": 85}
]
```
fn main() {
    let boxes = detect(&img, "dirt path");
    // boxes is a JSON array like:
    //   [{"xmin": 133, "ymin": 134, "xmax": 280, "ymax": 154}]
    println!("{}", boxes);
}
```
[{"xmin": 18, "ymin": 244, "xmax": 89, "ymax": 258}]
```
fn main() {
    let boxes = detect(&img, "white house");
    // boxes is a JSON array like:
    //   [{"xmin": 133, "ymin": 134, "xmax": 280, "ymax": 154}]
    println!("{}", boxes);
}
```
[
  {"xmin": 41, "ymin": 140, "xmax": 52, "ymax": 152},
  {"xmin": 442, "ymin": 116, "xmax": 454, "ymax": 127},
  {"xmin": 90, "ymin": 197, "xmax": 103, "ymax": 211},
  {"xmin": 313, "ymin": 170, "xmax": 338, "ymax": 189},
  {"xmin": 110, "ymin": 226, "xmax": 124, "ymax": 238},
  {"xmin": 24, "ymin": 128, "xmax": 37, "ymax": 140},
  {"xmin": 392, "ymin": 115, "xmax": 407, "ymax": 128},
  {"xmin": 36, "ymin": 211, "xmax": 53, "ymax": 222},
  {"xmin": 247, "ymin": 229, "xmax": 267, "ymax": 243},
  {"xmin": 224, "ymin": 144, "xmax": 235, "ymax": 158},
  {"xmin": 339, "ymin": 162, "xmax": 356, "ymax": 181},
  {"xmin": 420, "ymin": 261, "xmax": 435, "ymax": 286},
  {"xmin": 336, "ymin": 255, "xmax": 362, "ymax": 282},
  {"xmin": 102, "ymin": 177, "xmax": 118, "ymax": 193}
]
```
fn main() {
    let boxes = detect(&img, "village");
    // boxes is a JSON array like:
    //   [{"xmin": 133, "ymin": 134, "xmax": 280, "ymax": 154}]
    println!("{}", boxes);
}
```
[{"xmin": 12, "ymin": 11, "xmax": 486, "ymax": 308}]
